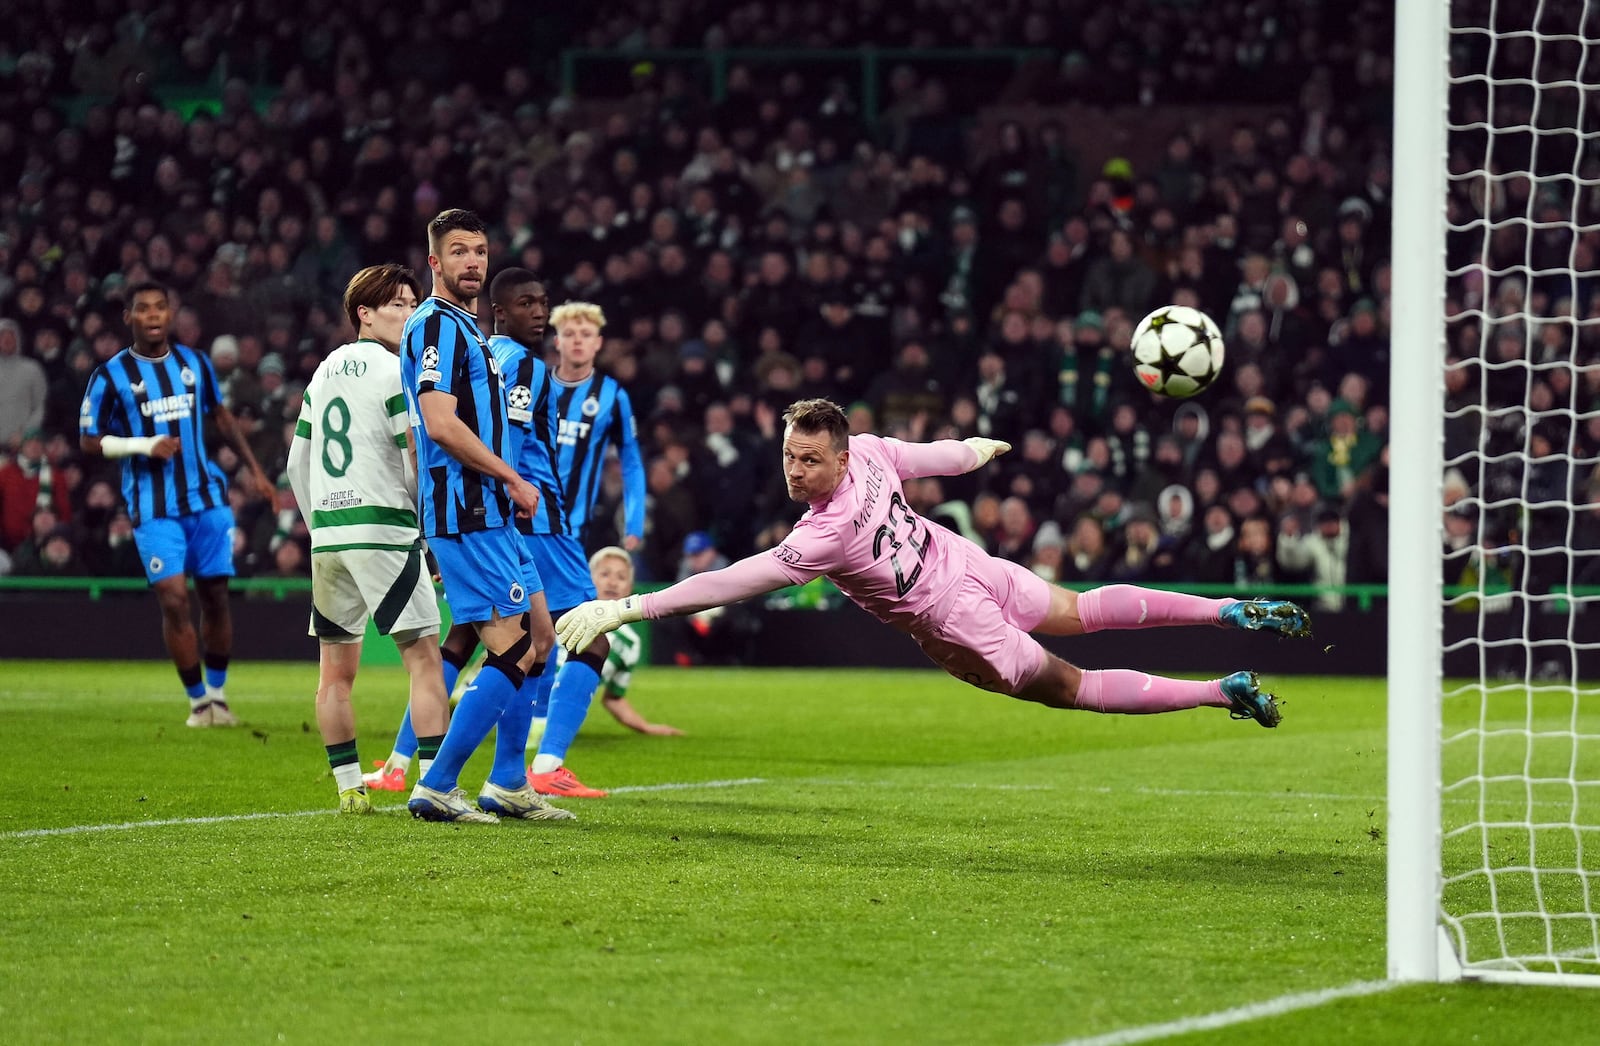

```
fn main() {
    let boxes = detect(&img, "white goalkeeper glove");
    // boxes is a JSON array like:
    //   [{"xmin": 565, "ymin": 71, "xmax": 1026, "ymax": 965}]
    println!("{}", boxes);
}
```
[
  {"xmin": 962, "ymin": 437, "xmax": 1012, "ymax": 470},
  {"xmin": 556, "ymin": 595, "xmax": 644, "ymax": 652}
]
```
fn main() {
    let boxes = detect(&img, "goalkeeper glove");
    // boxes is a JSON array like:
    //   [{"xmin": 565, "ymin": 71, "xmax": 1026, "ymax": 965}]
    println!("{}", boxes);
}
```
[
  {"xmin": 556, "ymin": 595, "xmax": 644, "ymax": 652},
  {"xmin": 962, "ymin": 437, "xmax": 1012, "ymax": 470}
]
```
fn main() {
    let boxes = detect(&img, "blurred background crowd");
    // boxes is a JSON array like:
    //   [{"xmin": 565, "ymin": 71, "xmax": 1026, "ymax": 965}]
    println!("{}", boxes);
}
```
[{"xmin": 1, "ymin": 0, "xmax": 1595, "ymax": 609}]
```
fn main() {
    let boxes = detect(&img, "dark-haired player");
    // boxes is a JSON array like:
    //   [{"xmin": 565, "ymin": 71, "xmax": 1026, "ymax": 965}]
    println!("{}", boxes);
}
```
[
  {"xmin": 398, "ymin": 209, "xmax": 571, "ymax": 824},
  {"xmin": 79, "ymin": 281, "xmax": 275, "ymax": 726}
]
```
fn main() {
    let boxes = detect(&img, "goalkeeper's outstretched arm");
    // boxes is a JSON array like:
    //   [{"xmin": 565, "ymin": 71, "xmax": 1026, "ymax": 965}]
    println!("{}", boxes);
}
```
[
  {"xmin": 880, "ymin": 435, "xmax": 1010, "ymax": 480},
  {"xmin": 555, "ymin": 553, "xmax": 796, "ymax": 652}
]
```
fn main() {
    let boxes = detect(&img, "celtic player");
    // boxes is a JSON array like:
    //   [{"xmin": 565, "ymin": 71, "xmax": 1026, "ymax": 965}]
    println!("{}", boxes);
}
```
[
  {"xmin": 285, "ymin": 264, "xmax": 450, "ymax": 814},
  {"xmin": 587, "ymin": 546, "xmax": 681, "ymax": 736}
]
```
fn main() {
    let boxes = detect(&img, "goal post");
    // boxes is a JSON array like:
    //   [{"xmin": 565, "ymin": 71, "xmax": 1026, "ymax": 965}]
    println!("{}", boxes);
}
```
[
  {"xmin": 1387, "ymin": 0, "xmax": 1449, "ymax": 985},
  {"xmin": 1389, "ymin": 0, "xmax": 1600, "ymax": 986}
]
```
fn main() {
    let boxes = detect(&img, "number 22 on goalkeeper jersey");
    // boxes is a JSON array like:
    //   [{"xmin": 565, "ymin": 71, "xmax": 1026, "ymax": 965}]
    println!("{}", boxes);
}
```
[
  {"xmin": 541, "ymin": 371, "xmax": 645, "ymax": 543},
  {"xmin": 286, "ymin": 340, "xmax": 419, "ymax": 552}
]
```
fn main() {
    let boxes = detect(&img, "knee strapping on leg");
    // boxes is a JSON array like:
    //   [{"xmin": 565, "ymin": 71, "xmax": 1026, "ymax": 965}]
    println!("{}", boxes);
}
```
[
  {"xmin": 483, "ymin": 629, "xmax": 532, "ymax": 690},
  {"xmin": 572, "ymin": 650, "xmax": 606, "ymax": 675}
]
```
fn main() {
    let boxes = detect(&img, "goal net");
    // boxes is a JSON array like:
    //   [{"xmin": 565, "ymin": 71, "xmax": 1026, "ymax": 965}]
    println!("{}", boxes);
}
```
[{"xmin": 1391, "ymin": 0, "xmax": 1600, "ymax": 985}]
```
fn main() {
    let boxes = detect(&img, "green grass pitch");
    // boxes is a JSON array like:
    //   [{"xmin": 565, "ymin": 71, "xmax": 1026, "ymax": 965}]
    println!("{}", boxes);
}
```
[{"xmin": 3, "ymin": 661, "xmax": 1598, "ymax": 1043}]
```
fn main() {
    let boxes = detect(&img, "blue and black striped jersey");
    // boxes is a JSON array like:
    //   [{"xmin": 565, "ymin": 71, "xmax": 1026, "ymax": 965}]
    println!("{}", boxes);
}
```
[
  {"xmin": 544, "ymin": 369, "xmax": 646, "ymax": 542},
  {"xmin": 400, "ymin": 296, "xmax": 514, "ymax": 537},
  {"xmin": 488, "ymin": 335, "xmax": 566, "ymax": 536},
  {"xmin": 79, "ymin": 344, "xmax": 228, "ymax": 526}
]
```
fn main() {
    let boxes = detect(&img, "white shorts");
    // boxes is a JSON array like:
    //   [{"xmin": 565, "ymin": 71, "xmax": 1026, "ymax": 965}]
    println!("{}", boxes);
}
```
[{"xmin": 309, "ymin": 544, "xmax": 440, "ymax": 645}]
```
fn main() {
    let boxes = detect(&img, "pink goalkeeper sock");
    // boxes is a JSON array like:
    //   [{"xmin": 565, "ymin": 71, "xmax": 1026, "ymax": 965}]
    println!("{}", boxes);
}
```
[
  {"xmin": 1073, "ymin": 669, "xmax": 1229, "ymax": 714},
  {"xmin": 1076, "ymin": 585, "xmax": 1234, "ymax": 633}
]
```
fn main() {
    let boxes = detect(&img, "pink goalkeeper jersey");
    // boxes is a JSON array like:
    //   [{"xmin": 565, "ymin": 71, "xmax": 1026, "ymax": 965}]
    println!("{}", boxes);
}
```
[{"xmin": 641, "ymin": 434, "xmax": 980, "ymax": 638}]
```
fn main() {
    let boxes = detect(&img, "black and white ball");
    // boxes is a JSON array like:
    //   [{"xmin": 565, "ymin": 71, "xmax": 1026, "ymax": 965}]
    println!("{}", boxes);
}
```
[{"xmin": 1130, "ymin": 305, "xmax": 1225, "ymax": 398}]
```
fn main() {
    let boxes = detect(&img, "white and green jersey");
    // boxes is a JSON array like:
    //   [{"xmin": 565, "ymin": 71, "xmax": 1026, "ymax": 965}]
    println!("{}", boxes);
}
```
[
  {"xmin": 601, "ymin": 621, "xmax": 643, "ymax": 696},
  {"xmin": 290, "ymin": 340, "xmax": 418, "ymax": 553}
]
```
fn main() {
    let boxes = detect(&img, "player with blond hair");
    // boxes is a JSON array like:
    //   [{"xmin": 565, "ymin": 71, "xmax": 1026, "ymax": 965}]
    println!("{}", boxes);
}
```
[
  {"xmin": 585, "ymin": 545, "xmax": 682, "ymax": 736},
  {"xmin": 518, "ymin": 300, "xmax": 647, "ymax": 799}
]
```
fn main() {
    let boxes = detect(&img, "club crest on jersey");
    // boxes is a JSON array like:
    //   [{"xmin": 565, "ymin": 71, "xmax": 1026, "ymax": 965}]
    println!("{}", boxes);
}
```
[
  {"xmin": 509, "ymin": 582, "xmax": 525, "ymax": 604},
  {"xmin": 180, "ymin": 367, "xmax": 196, "ymax": 387},
  {"xmin": 506, "ymin": 384, "xmax": 532, "ymax": 423},
  {"xmin": 148, "ymin": 556, "xmax": 164, "ymax": 573},
  {"xmin": 581, "ymin": 396, "xmax": 601, "ymax": 418}
]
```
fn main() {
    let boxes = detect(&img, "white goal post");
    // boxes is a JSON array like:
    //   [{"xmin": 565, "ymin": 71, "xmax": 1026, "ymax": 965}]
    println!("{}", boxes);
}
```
[{"xmin": 1390, "ymin": 0, "xmax": 1600, "ymax": 986}]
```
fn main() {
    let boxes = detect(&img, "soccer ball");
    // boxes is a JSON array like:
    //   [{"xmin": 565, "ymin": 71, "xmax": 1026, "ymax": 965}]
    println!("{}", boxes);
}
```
[{"xmin": 1130, "ymin": 305, "xmax": 1225, "ymax": 398}]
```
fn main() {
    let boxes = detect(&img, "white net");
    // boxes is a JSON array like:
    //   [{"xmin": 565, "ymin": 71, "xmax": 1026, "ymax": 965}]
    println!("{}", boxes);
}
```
[{"xmin": 1438, "ymin": 0, "xmax": 1600, "ymax": 978}]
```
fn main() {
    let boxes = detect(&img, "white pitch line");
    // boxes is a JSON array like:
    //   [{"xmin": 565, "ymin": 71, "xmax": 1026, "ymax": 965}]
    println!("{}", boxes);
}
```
[
  {"xmin": 6, "ymin": 808, "xmax": 335, "ymax": 839},
  {"xmin": 1, "ymin": 777, "xmax": 771, "ymax": 840},
  {"xmin": 610, "ymin": 776, "xmax": 767, "ymax": 794},
  {"xmin": 1052, "ymin": 979, "xmax": 1397, "ymax": 1046},
  {"xmin": 1, "ymin": 775, "xmax": 1562, "ymax": 841}
]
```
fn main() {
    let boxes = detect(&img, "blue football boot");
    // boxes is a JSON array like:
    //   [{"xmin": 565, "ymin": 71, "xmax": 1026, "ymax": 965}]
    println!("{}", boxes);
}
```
[
  {"xmin": 1220, "ymin": 671, "xmax": 1281, "ymax": 728},
  {"xmin": 1218, "ymin": 599, "xmax": 1312, "ymax": 639}
]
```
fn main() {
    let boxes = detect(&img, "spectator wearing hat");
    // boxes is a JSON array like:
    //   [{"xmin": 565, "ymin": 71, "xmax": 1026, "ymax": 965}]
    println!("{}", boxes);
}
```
[
  {"xmin": 1336, "ymin": 196, "xmax": 1377, "ymax": 299},
  {"xmin": 676, "ymin": 530, "xmax": 729, "ymax": 582},
  {"xmin": 1277, "ymin": 504, "xmax": 1351, "ymax": 611},
  {"xmin": 1057, "ymin": 309, "xmax": 1116, "ymax": 427},
  {"xmin": 1108, "ymin": 502, "xmax": 1181, "ymax": 583},
  {"xmin": 1310, "ymin": 398, "xmax": 1383, "ymax": 503},
  {"xmin": 0, "ymin": 319, "xmax": 47, "ymax": 452}
]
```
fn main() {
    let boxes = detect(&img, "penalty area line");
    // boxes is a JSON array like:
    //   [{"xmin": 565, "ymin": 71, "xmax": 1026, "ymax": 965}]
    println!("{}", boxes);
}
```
[
  {"xmin": 1053, "ymin": 978, "xmax": 1397, "ymax": 1046},
  {"xmin": 2, "ymin": 777, "xmax": 770, "ymax": 839}
]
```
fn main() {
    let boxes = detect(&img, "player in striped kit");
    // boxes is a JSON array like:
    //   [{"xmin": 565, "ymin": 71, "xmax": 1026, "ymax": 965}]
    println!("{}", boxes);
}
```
[
  {"xmin": 399, "ymin": 209, "xmax": 571, "ymax": 824},
  {"xmin": 79, "ymin": 281, "xmax": 276, "ymax": 727},
  {"xmin": 522, "ymin": 300, "xmax": 647, "ymax": 798},
  {"xmin": 285, "ymin": 264, "xmax": 450, "ymax": 814}
]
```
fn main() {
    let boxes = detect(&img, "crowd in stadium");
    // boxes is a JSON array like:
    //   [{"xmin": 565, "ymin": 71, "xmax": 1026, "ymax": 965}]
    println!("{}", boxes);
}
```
[{"xmin": 3, "ymin": 0, "xmax": 1590, "ymax": 605}]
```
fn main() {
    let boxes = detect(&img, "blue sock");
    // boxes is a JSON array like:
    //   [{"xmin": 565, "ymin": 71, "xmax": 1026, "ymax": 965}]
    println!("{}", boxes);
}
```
[
  {"xmin": 203, "ymin": 660, "xmax": 228, "ymax": 691},
  {"xmin": 530, "ymin": 655, "xmax": 558, "ymax": 718},
  {"xmin": 393, "ymin": 707, "xmax": 418, "ymax": 760},
  {"xmin": 184, "ymin": 680, "xmax": 207, "ymax": 700},
  {"xmin": 488, "ymin": 663, "xmax": 543, "ymax": 789},
  {"xmin": 538, "ymin": 657, "xmax": 602, "ymax": 762},
  {"xmin": 419, "ymin": 662, "xmax": 519, "ymax": 793},
  {"xmin": 441, "ymin": 655, "xmax": 464, "ymax": 696},
  {"xmin": 398, "ymin": 647, "xmax": 468, "ymax": 759}
]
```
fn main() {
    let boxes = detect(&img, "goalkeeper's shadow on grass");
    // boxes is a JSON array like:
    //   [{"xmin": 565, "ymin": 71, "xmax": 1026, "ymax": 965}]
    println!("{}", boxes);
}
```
[{"xmin": 1080, "ymin": 848, "xmax": 1384, "ymax": 891}]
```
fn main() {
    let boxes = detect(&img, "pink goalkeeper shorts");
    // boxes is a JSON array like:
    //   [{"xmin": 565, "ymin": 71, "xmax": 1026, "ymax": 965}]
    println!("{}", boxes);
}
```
[{"xmin": 913, "ymin": 545, "xmax": 1052, "ymax": 695}]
